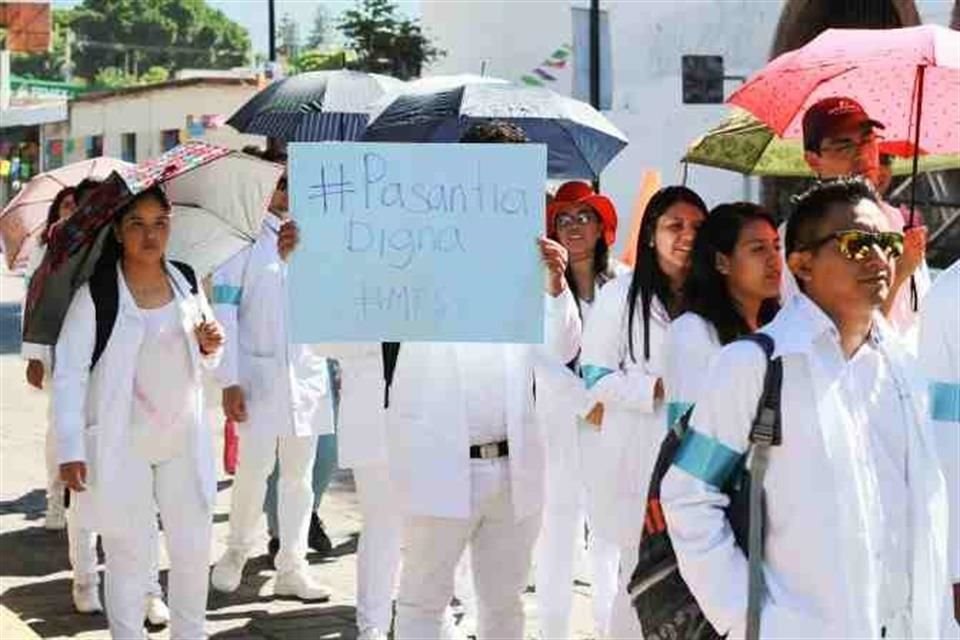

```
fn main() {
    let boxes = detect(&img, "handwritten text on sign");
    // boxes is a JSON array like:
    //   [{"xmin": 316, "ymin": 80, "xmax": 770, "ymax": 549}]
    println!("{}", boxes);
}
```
[{"xmin": 288, "ymin": 143, "xmax": 547, "ymax": 343}]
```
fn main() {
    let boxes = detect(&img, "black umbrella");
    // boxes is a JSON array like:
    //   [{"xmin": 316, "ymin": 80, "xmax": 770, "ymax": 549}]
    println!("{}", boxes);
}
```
[
  {"xmin": 362, "ymin": 80, "xmax": 628, "ymax": 179},
  {"xmin": 227, "ymin": 70, "xmax": 404, "ymax": 142}
]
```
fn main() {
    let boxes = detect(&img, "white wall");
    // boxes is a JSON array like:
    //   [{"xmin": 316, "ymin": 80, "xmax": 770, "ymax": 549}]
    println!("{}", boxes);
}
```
[{"xmin": 421, "ymin": 0, "xmax": 955, "ymax": 248}]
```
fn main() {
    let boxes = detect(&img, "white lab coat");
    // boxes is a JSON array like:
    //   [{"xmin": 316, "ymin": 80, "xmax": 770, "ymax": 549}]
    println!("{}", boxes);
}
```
[
  {"xmin": 919, "ymin": 259, "xmax": 960, "ymax": 638},
  {"xmin": 384, "ymin": 290, "xmax": 581, "ymax": 520},
  {"xmin": 661, "ymin": 294, "xmax": 948, "ymax": 639},
  {"xmin": 663, "ymin": 311, "xmax": 722, "ymax": 429},
  {"xmin": 579, "ymin": 274, "xmax": 669, "ymax": 546},
  {"xmin": 53, "ymin": 260, "xmax": 221, "ymax": 536},
  {"xmin": 212, "ymin": 215, "xmax": 333, "ymax": 438}
]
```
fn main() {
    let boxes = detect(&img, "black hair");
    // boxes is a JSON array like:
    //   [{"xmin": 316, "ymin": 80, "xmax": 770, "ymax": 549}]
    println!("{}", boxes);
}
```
[
  {"xmin": 243, "ymin": 145, "xmax": 287, "ymax": 163},
  {"xmin": 459, "ymin": 120, "xmax": 529, "ymax": 144},
  {"xmin": 626, "ymin": 186, "xmax": 708, "ymax": 362},
  {"xmin": 74, "ymin": 178, "xmax": 102, "ymax": 205},
  {"xmin": 785, "ymin": 176, "xmax": 879, "ymax": 257},
  {"xmin": 685, "ymin": 202, "xmax": 780, "ymax": 345},
  {"xmin": 565, "ymin": 238, "xmax": 616, "ymax": 305},
  {"xmin": 41, "ymin": 186, "xmax": 77, "ymax": 246},
  {"xmin": 114, "ymin": 186, "xmax": 171, "ymax": 223}
]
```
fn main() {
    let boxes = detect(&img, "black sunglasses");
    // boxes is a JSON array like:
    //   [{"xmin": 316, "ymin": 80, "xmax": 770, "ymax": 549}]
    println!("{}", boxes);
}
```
[{"xmin": 801, "ymin": 229, "xmax": 904, "ymax": 261}]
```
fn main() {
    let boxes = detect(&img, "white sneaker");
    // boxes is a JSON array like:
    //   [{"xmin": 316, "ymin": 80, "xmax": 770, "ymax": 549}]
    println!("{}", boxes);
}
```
[
  {"xmin": 145, "ymin": 595, "xmax": 170, "ymax": 627},
  {"xmin": 357, "ymin": 627, "xmax": 388, "ymax": 640},
  {"xmin": 72, "ymin": 581, "xmax": 103, "ymax": 614},
  {"xmin": 211, "ymin": 549, "xmax": 247, "ymax": 593},
  {"xmin": 274, "ymin": 569, "xmax": 331, "ymax": 601},
  {"xmin": 44, "ymin": 492, "xmax": 66, "ymax": 531}
]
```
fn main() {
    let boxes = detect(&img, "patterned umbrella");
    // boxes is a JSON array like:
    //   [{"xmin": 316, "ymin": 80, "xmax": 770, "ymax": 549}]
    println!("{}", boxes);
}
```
[
  {"xmin": 684, "ymin": 108, "xmax": 960, "ymax": 177},
  {"xmin": 227, "ymin": 70, "xmax": 404, "ymax": 142},
  {"xmin": 22, "ymin": 141, "xmax": 275, "ymax": 347},
  {"xmin": 0, "ymin": 157, "xmax": 132, "ymax": 271},
  {"xmin": 362, "ymin": 80, "xmax": 627, "ymax": 179}
]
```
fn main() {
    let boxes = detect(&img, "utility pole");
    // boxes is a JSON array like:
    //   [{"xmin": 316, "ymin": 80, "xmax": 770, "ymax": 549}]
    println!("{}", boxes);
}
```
[
  {"xmin": 589, "ymin": 0, "xmax": 601, "ymax": 188},
  {"xmin": 268, "ymin": 0, "xmax": 277, "ymax": 62}
]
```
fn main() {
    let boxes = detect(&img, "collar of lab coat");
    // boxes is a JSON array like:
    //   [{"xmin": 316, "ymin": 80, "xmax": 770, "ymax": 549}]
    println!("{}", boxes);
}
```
[{"xmin": 769, "ymin": 292, "xmax": 887, "ymax": 360}]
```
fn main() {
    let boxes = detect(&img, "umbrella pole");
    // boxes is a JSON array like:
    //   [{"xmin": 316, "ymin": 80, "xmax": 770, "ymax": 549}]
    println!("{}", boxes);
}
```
[{"xmin": 907, "ymin": 64, "xmax": 925, "ymax": 311}]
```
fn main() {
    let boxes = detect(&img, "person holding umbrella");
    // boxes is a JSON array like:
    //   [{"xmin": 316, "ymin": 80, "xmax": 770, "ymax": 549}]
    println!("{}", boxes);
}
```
[
  {"xmin": 800, "ymin": 97, "xmax": 930, "ymax": 339},
  {"xmin": 53, "ymin": 186, "xmax": 224, "ymax": 639}
]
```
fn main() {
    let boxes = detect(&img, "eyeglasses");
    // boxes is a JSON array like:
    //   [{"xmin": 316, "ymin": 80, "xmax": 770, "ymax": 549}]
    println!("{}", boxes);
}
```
[
  {"xmin": 555, "ymin": 211, "xmax": 598, "ymax": 229},
  {"xmin": 819, "ymin": 132, "xmax": 884, "ymax": 158},
  {"xmin": 801, "ymin": 229, "xmax": 904, "ymax": 261}
]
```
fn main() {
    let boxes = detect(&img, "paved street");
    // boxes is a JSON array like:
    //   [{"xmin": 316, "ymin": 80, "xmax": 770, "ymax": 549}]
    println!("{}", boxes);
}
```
[{"xmin": 0, "ymin": 265, "xmax": 600, "ymax": 639}]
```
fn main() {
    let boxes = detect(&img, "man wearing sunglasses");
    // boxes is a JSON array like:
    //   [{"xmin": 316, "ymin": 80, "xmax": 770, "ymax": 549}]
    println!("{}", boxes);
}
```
[
  {"xmin": 662, "ymin": 177, "xmax": 947, "ymax": 638},
  {"xmin": 802, "ymin": 97, "xmax": 930, "ymax": 339}
]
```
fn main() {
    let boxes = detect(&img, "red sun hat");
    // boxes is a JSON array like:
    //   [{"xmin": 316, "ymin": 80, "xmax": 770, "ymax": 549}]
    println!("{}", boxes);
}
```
[{"xmin": 547, "ymin": 181, "xmax": 618, "ymax": 247}]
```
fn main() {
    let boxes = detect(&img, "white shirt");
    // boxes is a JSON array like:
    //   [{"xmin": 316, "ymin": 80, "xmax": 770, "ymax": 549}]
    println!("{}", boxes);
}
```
[
  {"xmin": 130, "ymin": 300, "xmax": 194, "ymax": 463},
  {"xmin": 456, "ymin": 344, "xmax": 508, "ymax": 445},
  {"xmin": 842, "ymin": 336, "xmax": 912, "ymax": 628}
]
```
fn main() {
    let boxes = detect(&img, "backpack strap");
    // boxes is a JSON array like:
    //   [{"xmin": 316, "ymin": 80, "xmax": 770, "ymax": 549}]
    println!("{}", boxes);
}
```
[
  {"xmin": 90, "ymin": 261, "xmax": 120, "ymax": 371},
  {"xmin": 170, "ymin": 260, "xmax": 199, "ymax": 295},
  {"xmin": 738, "ymin": 332, "xmax": 783, "ymax": 640},
  {"xmin": 381, "ymin": 342, "xmax": 401, "ymax": 409}
]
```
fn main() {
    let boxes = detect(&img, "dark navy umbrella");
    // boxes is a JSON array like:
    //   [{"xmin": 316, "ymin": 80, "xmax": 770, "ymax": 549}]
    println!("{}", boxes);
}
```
[
  {"xmin": 227, "ymin": 70, "xmax": 404, "ymax": 142},
  {"xmin": 362, "ymin": 81, "xmax": 628, "ymax": 179}
]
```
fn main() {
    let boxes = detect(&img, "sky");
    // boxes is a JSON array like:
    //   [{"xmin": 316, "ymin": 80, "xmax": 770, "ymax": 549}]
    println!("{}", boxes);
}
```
[{"xmin": 52, "ymin": 0, "xmax": 422, "ymax": 58}]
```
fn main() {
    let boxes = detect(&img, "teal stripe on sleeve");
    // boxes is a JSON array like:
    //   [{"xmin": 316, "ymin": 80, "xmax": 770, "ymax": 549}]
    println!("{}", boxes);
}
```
[
  {"xmin": 673, "ymin": 428, "xmax": 744, "ymax": 489},
  {"xmin": 930, "ymin": 381, "xmax": 960, "ymax": 422},
  {"xmin": 212, "ymin": 285, "xmax": 242, "ymax": 306},
  {"xmin": 581, "ymin": 364, "xmax": 614, "ymax": 390},
  {"xmin": 667, "ymin": 401, "xmax": 693, "ymax": 429}
]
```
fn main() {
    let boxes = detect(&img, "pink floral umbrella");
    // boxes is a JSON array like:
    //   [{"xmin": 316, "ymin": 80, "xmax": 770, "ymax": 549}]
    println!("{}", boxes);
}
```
[{"xmin": 0, "ymin": 157, "xmax": 132, "ymax": 271}]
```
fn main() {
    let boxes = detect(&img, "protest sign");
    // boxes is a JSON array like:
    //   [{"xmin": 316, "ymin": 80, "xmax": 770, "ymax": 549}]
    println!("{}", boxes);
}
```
[{"xmin": 288, "ymin": 142, "xmax": 547, "ymax": 343}]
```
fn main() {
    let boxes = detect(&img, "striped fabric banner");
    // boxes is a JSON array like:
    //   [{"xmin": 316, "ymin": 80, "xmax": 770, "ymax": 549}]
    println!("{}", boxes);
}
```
[
  {"xmin": 581, "ymin": 364, "xmax": 614, "ymax": 390},
  {"xmin": 930, "ymin": 381, "xmax": 960, "ymax": 422},
  {"xmin": 673, "ymin": 428, "xmax": 743, "ymax": 489},
  {"xmin": 212, "ymin": 285, "xmax": 242, "ymax": 306}
]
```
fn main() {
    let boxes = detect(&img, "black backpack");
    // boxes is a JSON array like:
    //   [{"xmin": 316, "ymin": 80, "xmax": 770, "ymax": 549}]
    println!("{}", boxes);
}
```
[
  {"xmin": 629, "ymin": 332, "xmax": 783, "ymax": 640},
  {"xmin": 88, "ymin": 259, "xmax": 198, "ymax": 370}
]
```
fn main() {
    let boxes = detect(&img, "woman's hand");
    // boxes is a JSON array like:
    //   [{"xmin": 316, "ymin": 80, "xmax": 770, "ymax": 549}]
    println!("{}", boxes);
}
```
[
  {"xmin": 278, "ymin": 219, "xmax": 300, "ymax": 262},
  {"xmin": 539, "ymin": 236, "xmax": 569, "ymax": 297},
  {"xmin": 60, "ymin": 462, "xmax": 87, "ymax": 492},
  {"xmin": 195, "ymin": 321, "xmax": 224, "ymax": 355},
  {"xmin": 26, "ymin": 359, "xmax": 44, "ymax": 390}
]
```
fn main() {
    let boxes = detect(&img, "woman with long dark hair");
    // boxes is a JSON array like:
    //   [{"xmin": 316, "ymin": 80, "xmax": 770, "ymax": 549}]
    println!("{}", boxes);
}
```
[
  {"xmin": 579, "ymin": 185, "xmax": 707, "ymax": 637},
  {"xmin": 535, "ymin": 181, "xmax": 627, "ymax": 639},
  {"xmin": 665, "ymin": 202, "xmax": 782, "ymax": 427},
  {"xmin": 54, "ymin": 187, "xmax": 223, "ymax": 638}
]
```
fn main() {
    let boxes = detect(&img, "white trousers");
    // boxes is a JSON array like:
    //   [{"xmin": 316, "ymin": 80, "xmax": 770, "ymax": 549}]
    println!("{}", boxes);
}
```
[
  {"xmin": 227, "ymin": 430, "xmax": 317, "ymax": 573},
  {"xmin": 354, "ymin": 464, "xmax": 403, "ymax": 633},
  {"xmin": 101, "ymin": 452, "xmax": 211, "ymax": 640},
  {"xmin": 396, "ymin": 460, "xmax": 541, "ymax": 640},
  {"xmin": 535, "ymin": 498, "xmax": 619, "ymax": 639}
]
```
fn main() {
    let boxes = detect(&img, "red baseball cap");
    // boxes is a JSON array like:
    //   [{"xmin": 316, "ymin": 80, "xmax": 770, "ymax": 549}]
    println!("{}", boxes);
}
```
[{"xmin": 547, "ymin": 181, "xmax": 618, "ymax": 247}]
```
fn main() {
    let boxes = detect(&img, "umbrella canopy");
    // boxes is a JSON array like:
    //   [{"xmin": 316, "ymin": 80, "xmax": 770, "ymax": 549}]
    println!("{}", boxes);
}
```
[
  {"xmin": 362, "ymin": 80, "xmax": 628, "ymax": 180},
  {"xmin": 0, "ymin": 157, "xmax": 132, "ymax": 271},
  {"xmin": 729, "ymin": 25, "xmax": 960, "ymax": 155},
  {"xmin": 22, "ymin": 141, "xmax": 276, "ymax": 347},
  {"xmin": 685, "ymin": 108, "xmax": 960, "ymax": 177},
  {"xmin": 227, "ymin": 70, "xmax": 404, "ymax": 142}
]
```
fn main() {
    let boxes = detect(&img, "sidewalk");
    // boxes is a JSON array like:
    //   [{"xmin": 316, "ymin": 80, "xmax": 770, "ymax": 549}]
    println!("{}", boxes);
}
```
[{"xmin": 0, "ymin": 265, "xmax": 600, "ymax": 639}]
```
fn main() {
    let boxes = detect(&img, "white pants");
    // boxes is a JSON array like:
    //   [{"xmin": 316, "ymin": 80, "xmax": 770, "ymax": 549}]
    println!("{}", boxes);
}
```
[
  {"xmin": 101, "ymin": 452, "xmax": 211, "ymax": 640},
  {"xmin": 227, "ymin": 431, "xmax": 317, "ymax": 573},
  {"xmin": 396, "ymin": 460, "xmax": 541, "ymax": 640},
  {"xmin": 535, "ymin": 498, "xmax": 619, "ymax": 638},
  {"xmin": 354, "ymin": 463, "xmax": 403, "ymax": 633}
]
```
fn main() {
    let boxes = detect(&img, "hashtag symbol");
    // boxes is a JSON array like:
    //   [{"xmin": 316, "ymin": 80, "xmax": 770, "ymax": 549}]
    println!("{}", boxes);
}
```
[{"xmin": 307, "ymin": 163, "xmax": 355, "ymax": 213}]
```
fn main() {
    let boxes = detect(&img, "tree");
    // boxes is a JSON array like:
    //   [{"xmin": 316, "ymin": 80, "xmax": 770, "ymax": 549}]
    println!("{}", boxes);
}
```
[
  {"xmin": 277, "ymin": 12, "xmax": 300, "ymax": 61},
  {"xmin": 139, "ymin": 65, "xmax": 170, "ymax": 84},
  {"xmin": 291, "ymin": 49, "xmax": 352, "ymax": 73},
  {"xmin": 93, "ymin": 66, "xmax": 135, "ymax": 89},
  {"xmin": 305, "ymin": 5, "xmax": 331, "ymax": 50},
  {"xmin": 338, "ymin": 0, "xmax": 443, "ymax": 80},
  {"xmin": 67, "ymin": 0, "xmax": 250, "ymax": 80}
]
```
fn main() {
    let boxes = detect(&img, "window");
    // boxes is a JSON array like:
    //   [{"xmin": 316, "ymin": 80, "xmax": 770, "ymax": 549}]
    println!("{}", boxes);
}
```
[
  {"xmin": 121, "ymin": 132, "xmax": 136, "ymax": 162},
  {"xmin": 85, "ymin": 135, "xmax": 103, "ymax": 159},
  {"xmin": 161, "ymin": 129, "xmax": 179, "ymax": 152},
  {"xmin": 46, "ymin": 139, "xmax": 64, "ymax": 170}
]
